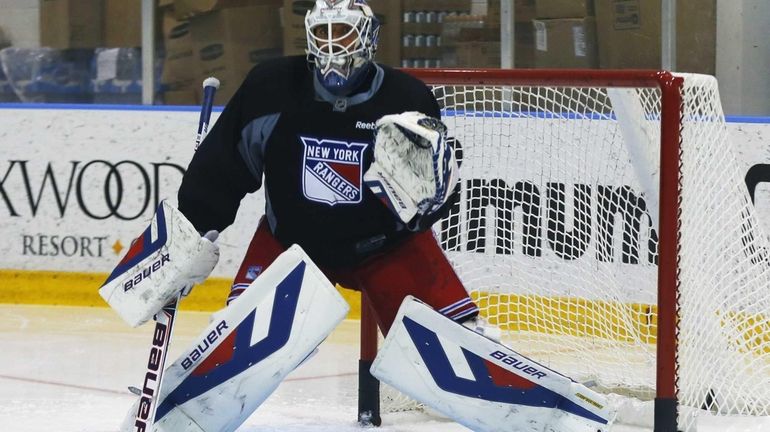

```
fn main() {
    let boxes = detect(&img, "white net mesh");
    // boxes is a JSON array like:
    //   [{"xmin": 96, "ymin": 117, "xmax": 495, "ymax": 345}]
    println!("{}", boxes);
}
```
[{"xmin": 380, "ymin": 72, "xmax": 770, "ymax": 430}]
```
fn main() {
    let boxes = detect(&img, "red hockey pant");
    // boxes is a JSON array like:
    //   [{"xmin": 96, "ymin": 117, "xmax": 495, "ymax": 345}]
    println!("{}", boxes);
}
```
[{"xmin": 228, "ymin": 218, "xmax": 478, "ymax": 334}]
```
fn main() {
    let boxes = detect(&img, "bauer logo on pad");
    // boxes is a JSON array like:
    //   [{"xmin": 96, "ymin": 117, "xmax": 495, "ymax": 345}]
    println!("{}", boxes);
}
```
[
  {"xmin": 155, "ymin": 262, "xmax": 307, "ymax": 422},
  {"xmin": 301, "ymin": 136, "xmax": 368, "ymax": 206},
  {"xmin": 402, "ymin": 317, "xmax": 608, "ymax": 425}
]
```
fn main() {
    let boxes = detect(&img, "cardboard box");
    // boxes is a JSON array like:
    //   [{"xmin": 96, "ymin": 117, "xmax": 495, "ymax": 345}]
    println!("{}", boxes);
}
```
[
  {"xmin": 482, "ymin": 2, "xmax": 537, "ymax": 68},
  {"xmin": 594, "ymin": 0, "xmax": 658, "ymax": 69},
  {"xmin": 367, "ymin": 0, "xmax": 402, "ymax": 67},
  {"xmin": 403, "ymin": 0, "xmax": 471, "ymax": 13},
  {"xmin": 455, "ymin": 41, "xmax": 501, "ymax": 67},
  {"xmin": 487, "ymin": 0, "xmax": 536, "ymax": 25},
  {"xmin": 677, "ymin": 0, "xmax": 715, "ymax": 74},
  {"xmin": 535, "ymin": 0, "xmax": 593, "ymax": 19},
  {"xmin": 40, "ymin": 0, "xmax": 103, "ymax": 49},
  {"xmin": 163, "ymin": 88, "xmax": 198, "ymax": 105},
  {"xmin": 162, "ymin": 11, "xmax": 197, "ymax": 90},
  {"xmin": 533, "ymin": 17, "xmax": 597, "ymax": 68},
  {"xmin": 282, "ymin": 0, "xmax": 401, "ymax": 67},
  {"xmin": 440, "ymin": 14, "xmax": 519, "ymax": 68},
  {"xmin": 281, "ymin": 0, "xmax": 313, "ymax": 57},
  {"xmin": 441, "ymin": 15, "xmax": 487, "ymax": 45},
  {"xmin": 174, "ymin": 0, "xmax": 280, "ymax": 19},
  {"xmin": 190, "ymin": 5, "xmax": 282, "ymax": 105},
  {"xmin": 105, "ymin": 0, "xmax": 142, "ymax": 47},
  {"xmin": 514, "ymin": 21, "xmax": 535, "ymax": 68},
  {"xmin": 0, "ymin": 26, "xmax": 10, "ymax": 48},
  {"xmin": 596, "ymin": 0, "xmax": 715, "ymax": 73}
]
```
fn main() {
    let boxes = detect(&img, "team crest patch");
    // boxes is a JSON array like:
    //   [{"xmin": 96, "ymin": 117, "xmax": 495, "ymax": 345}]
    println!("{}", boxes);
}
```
[
  {"xmin": 245, "ymin": 265, "xmax": 263, "ymax": 281},
  {"xmin": 301, "ymin": 136, "xmax": 369, "ymax": 206}
]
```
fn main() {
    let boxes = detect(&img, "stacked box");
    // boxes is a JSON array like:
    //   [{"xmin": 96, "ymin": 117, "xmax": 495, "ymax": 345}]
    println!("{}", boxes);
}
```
[
  {"xmin": 440, "ymin": 15, "xmax": 499, "ymax": 68},
  {"xmin": 158, "ymin": 2, "xmax": 197, "ymax": 105},
  {"xmin": 593, "ymin": 0, "xmax": 716, "ymax": 74},
  {"xmin": 40, "ymin": 0, "xmax": 103, "ymax": 49},
  {"xmin": 532, "ymin": 0, "xmax": 597, "ymax": 68},
  {"xmin": 533, "ymin": 17, "xmax": 597, "ymax": 68},
  {"xmin": 487, "ymin": 0, "xmax": 536, "ymax": 23},
  {"xmin": 535, "ymin": 0, "xmax": 593, "ymax": 19},
  {"xmin": 402, "ymin": 0, "xmax": 472, "ymax": 68},
  {"xmin": 364, "ymin": 0, "xmax": 403, "ymax": 67},
  {"xmin": 594, "ymin": 0, "xmax": 657, "ymax": 69},
  {"xmin": 104, "ymin": 0, "xmax": 142, "ymax": 47},
  {"xmin": 677, "ymin": 0, "xmax": 716, "ymax": 74},
  {"xmin": 172, "ymin": 0, "xmax": 279, "ymax": 19},
  {"xmin": 0, "ymin": 26, "xmax": 9, "ymax": 48},
  {"xmin": 476, "ymin": 0, "xmax": 535, "ymax": 68},
  {"xmin": 161, "ymin": 10, "xmax": 196, "ymax": 91},
  {"xmin": 189, "ymin": 4, "xmax": 282, "ymax": 105},
  {"xmin": 155, "ymin": 1, "xmax": 282, "ymax": 105}
]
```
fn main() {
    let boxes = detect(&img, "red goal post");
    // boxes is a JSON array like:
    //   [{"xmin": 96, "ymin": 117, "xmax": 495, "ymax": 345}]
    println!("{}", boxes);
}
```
[{"xmin": 358, "ymin": 69, "xmax": 770, "ymax": 432}]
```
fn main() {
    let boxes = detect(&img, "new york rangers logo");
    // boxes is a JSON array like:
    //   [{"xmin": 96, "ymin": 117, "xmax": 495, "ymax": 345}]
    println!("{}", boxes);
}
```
[{"xmin": 301, "ymin": 136, "xmax": 368, "ymax": 206}]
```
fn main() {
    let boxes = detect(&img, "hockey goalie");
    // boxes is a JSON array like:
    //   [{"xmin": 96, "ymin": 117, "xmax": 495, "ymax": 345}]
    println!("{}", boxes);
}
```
[
  {"xmin": 101, "ymin": 110, "xmax": 612, "ymax": 431},
  {"xmin": 99, "ymin": 0, "xmax": 614, "ymax": 430}
]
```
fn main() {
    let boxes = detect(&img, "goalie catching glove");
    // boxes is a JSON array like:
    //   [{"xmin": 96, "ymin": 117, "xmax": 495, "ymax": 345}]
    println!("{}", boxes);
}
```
[
  {"xmin": 364, "ymin": 111, "xmax": 459, "ymax": 225},
  {"xmin": 99, "ymin": 201, "xmax": 220, "ymax": 327}
]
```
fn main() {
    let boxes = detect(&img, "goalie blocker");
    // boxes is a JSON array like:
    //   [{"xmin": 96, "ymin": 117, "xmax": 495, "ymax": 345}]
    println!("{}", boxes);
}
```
[
  {"xmin": 99, "ymin": 200, "xmax": 219, "ymax": 327},
  {"xmin": 372, "ymin": 297, "xmax": 616, "ymax": 432}
]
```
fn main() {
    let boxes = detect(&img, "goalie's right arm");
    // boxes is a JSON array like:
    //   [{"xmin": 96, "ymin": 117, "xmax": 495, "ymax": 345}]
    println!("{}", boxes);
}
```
[{"xmin": 99, "ymin": 201, "xmax": 220, "ymax": 327}]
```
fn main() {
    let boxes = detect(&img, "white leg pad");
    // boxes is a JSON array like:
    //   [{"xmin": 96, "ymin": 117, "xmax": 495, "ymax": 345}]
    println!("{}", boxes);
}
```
[
  {"xmin": 371, "ymin": 296, "xmax": 616, "ymax": 432},
  {"xmin": 120, "ymin": 397, "xmax": 204, "ymax": 432},
  {"xmin": 146, "ymin": 245, "xmax": 348, "ymax": 432}
]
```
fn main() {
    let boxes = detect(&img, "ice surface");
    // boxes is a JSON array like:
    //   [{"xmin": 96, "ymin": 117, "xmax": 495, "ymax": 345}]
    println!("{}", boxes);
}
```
[{"xmin": 0, "ymin": 304, "xmax": 733, "ymax": 432}]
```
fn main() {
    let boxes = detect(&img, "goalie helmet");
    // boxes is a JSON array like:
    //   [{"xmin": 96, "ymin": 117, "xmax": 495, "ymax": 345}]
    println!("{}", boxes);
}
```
[{"xmin": 305, "ymin": 0, "xmax": 379, "ymax": 95}]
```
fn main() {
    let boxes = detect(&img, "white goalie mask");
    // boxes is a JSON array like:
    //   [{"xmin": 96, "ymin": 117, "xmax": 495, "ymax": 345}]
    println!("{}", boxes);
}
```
[{"xmin": 305, "ymin": 0, "xmax": 379, "ymax": 95}]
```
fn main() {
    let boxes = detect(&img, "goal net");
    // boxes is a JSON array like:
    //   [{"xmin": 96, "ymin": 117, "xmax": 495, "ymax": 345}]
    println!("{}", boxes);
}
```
[{"xmin": 363, "ymin": 70, "xmax": 770, "ymax": 432}]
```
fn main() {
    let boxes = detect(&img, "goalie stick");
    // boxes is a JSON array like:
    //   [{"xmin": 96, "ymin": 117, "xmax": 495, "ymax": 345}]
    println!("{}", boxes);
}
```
[
  {"xmin": 195, "ymin": 77, "xmax": 219, "ymax": 150},
  {"xmin": 128, "ymin": 77, "xmax": 220, "ymax": 431}
]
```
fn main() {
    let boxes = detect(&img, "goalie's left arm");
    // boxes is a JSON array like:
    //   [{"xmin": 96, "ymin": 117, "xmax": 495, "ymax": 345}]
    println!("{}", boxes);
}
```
[{"xmin": 364, "ymin": 111, "xmax": 460, "ymax": 230}]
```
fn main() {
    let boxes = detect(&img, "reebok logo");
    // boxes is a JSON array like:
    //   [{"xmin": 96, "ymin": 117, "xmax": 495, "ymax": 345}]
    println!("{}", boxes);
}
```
[{"xmin": 355, "ymin": 121, "xmax": 376, "ymax": 130}]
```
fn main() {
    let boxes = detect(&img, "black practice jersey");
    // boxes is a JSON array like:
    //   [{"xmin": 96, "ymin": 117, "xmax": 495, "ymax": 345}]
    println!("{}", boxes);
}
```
[{"xmin": 178, "ymin": 56, "xmax": 445, "ymax": 268}]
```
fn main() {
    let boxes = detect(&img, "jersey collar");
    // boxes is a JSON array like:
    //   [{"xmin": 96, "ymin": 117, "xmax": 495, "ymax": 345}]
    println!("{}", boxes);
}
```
[{"xmin": 313, "ymin": 63, "xmax": 384, "ymax": 112}]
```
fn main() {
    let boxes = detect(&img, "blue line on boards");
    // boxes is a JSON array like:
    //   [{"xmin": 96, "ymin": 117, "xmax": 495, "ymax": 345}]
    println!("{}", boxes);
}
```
[{"xmin": 0, "ymin": 103, "xmax": 768, "ymax": 123}]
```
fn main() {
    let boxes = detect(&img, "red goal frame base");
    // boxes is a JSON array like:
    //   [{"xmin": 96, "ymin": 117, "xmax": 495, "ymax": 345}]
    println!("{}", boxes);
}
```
[{"xmin": 356, "ymin": 68, "xmax": 685, "ymax": 432}]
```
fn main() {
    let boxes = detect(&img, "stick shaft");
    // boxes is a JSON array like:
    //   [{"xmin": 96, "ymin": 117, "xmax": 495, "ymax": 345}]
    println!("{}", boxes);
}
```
[
  {"xmin": 132, "ymin": 78, "xmax": 219, "ymax": 430},
  {"xmin": 132, "ymin": 295, "xmax": 179, "ymax": 430},
  {"xmin": 195, "ymin": 79, "xmax": 220, "ymax": 150}
]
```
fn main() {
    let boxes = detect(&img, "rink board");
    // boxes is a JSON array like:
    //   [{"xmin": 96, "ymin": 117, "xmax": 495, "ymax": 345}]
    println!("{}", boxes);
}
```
[{"xmin": 1, "ymin": 105, "xmax": 770, "ymax": 329}]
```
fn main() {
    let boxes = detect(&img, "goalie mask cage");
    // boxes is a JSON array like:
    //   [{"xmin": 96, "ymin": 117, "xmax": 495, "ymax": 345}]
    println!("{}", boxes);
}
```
[{"xmin": 358, "ymin": 69, "xmax": 770, "ymax": 432}]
